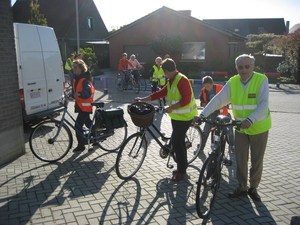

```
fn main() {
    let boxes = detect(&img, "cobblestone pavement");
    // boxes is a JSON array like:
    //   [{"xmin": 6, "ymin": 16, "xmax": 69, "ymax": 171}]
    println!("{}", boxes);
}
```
[{"xmin": 0, "ymin": 70, "xmax": 299, "ymax": 225}]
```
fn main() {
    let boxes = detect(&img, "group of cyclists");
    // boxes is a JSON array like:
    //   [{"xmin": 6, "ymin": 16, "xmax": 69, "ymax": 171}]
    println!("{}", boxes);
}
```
[{"xmin": 66, "ymin": 52, "xmax": 271, "ymax": 202}]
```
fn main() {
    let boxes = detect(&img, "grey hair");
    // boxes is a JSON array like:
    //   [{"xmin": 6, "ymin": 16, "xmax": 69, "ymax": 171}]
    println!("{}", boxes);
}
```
[{"xmin": 235, "ymin": 54, "xmax": 255, "ymax": 65}]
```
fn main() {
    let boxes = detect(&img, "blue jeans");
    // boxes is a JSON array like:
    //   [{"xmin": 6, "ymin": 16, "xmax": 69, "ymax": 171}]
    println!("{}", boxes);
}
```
[{"xmin": 200, "ymin": 111, "xmax": 219, "ymax": 151}]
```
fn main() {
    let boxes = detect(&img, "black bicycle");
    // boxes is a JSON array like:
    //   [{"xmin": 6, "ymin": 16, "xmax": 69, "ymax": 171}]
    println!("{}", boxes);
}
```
[
  {"xmin": 195, "ymin": 115, "xmax": 241, "ymax": 218},
  {"xmin": 115, "ymin": 69, "xmax": 140, "ymax": 93},
  {"xmin": 115, "ymin": 102, "xmax": 203, "ymax": 180},
  {"xmin": 29, "ymin": 95, "xmax": 128, "ymax": 162}
]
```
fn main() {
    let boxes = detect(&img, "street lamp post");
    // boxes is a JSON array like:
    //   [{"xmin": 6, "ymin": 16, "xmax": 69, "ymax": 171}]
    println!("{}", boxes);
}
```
[{"xmin": 75, "ymin": 0, "xmax": 80, "ymax": 54}]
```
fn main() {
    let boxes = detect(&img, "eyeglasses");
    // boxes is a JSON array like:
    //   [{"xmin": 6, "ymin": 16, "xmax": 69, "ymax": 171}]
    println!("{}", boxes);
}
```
[{"xmin": 237, "ymin": 65, "xmax": 252, "ymax": 70}]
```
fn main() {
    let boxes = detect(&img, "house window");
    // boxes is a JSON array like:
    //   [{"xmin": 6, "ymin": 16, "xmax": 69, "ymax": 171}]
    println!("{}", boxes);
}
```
[
  {"xmin": 181, "ymin": 42, "xmax": 205, "ymax": 60},
  {"xmin": 87, "ymin": 17, "xmax": 94, "ymax": 30},
  {"xmin": 258, "ymin": 27, "xmax": 265, "ymax": 33},
  {"xmin": 228, "ymin": 42, "xmax": 240, "ymax": 59}
]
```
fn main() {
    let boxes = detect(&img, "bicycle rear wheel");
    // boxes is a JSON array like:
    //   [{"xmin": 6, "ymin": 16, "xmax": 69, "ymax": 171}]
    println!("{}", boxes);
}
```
[
  {"xmin": 97, "ymin": 125, "xmax": 128, "ymax": 151},
  {"xmin": 116, "ymin": 133, "xmax": 147, "ymax": 180},
  {"xmin": 186, "ymin": 125, "xmax": 203, "ymax": 164},
  {"xmin": 29, "ymin": 121, "xmax": 72, "ymax": 162},
  {"xmin": 196, "ymin": 153, "xmax": 220, "ymax": 218},
  {"xmin": 115, "ymin": 75, "xmax": 123, "ymax": 91}
]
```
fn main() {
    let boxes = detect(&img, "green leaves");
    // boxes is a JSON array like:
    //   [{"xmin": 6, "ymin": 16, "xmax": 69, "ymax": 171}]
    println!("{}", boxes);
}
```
[{"xmin": 150, "ymin": 33, "xmax": 183, "ymax": 56}]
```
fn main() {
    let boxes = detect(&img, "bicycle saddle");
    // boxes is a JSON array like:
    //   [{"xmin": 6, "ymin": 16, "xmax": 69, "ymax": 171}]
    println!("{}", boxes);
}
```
[{"xmin": 215, "ymin": 115, "xmax": 231, "ymax": 124}]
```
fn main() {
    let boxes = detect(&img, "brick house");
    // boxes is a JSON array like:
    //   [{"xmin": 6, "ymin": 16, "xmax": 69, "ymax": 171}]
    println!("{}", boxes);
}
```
[
  {"xmin": 203, "ymin": 18, "xmax": 287, "ymax": 37},
  {"xmin": 12, "ymin": 0, "xmax": 108, "ymax": 63},
  {"xmin": 0, "ymin": 0, "xmax": 25, "ymax": 165},
  {"xmin": 106, "ymin": 6, "xmax": 247, "ymax": 74}
]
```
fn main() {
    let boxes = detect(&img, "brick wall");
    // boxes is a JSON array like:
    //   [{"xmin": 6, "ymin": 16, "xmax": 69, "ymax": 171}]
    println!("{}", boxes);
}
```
[{"xmin": 0, "ymin": 0, "xmax": 25, "ymax": 165}]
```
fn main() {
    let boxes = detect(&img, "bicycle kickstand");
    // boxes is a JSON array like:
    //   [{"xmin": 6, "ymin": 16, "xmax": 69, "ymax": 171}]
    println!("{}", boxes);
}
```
[{"xmin": 166, "ymin": 154, "xmax": 174, "ymax": 169}]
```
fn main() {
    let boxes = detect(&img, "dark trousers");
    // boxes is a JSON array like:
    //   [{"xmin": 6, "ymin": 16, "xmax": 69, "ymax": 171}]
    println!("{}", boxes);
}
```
[
  {"xmin": 75, "ymin": 112, "xmax": 92, "ymax": 147},
  {"xmin": 171, "ymin": 119, "xmax": 192, "ymax": 174}
]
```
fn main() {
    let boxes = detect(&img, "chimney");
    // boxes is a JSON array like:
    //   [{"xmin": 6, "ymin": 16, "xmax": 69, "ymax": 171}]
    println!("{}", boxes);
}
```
[
  {"xmin": 178, "ymin": 10, "xmax": 191, "ymax": 17},
  {"xmin": 286, "ymin": 21, "xmax": 290, "ymax": 34}
]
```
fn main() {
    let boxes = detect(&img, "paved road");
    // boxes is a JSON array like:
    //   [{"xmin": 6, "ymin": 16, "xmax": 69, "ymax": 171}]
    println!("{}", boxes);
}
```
[{"xmin": 0, "ymin": 70, "xmax": 299, "ymax": 225}]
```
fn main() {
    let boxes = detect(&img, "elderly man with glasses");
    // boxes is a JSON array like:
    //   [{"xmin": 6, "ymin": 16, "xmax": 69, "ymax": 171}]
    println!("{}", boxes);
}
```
[{"xmin": 193, "ymin": 54, "xmax": 272, "ymax": 202}]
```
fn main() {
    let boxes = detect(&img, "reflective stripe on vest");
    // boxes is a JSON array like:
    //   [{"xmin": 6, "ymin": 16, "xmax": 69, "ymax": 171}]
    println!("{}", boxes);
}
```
[
  {"xmin": 73, "ymin": 78, "xmax": 95, "ymax": 112},
  {"xmin": 166, "ymin": 73, "xmax": 198, "ymax": 121},
  {"xmin": 230, "ymin": 72, "xmax": 271, "ymax": 135}
]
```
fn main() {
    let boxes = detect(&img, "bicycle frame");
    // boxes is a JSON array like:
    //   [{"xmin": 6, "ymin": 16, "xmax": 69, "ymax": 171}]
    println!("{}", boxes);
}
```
[
  {"xmin": 138, "ymin": 123, "xmax": 173, "ymax": 168},
  {"xmin": 49, "ymin": 99, "xmax": 114, "ymax": 148}
]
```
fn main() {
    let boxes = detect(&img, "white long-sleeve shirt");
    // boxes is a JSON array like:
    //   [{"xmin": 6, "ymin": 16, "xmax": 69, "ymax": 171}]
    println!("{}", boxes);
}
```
[{"xmin": 200, "ymin": 75, "xmax": 269, "ymax": 124}]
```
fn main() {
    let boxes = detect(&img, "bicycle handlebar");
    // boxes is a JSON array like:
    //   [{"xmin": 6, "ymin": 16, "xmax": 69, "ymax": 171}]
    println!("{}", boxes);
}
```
[{"xmin": 197, "ymin": 116, "xmax": 241, "ymax": 130}]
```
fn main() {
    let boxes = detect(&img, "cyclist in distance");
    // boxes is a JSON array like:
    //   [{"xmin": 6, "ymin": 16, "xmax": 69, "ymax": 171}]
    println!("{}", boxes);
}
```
[
  {"xmin": 128, "ymin": 54, "xmax": 142, "ymax": 81},
  {"xmin": 118, "ymin": 53, "xmax": 135, "ymax": 90},
  {"xmin": 149, "ymin": 57, "xmax": 167, "ymax": 105},
  {"xmin": 193, "ymin": 54, "xmax": 272, "ymax": 202},
  {"xmin": 72, "ymin": 59, "xmax": 95, "ymax": 152},
  {"xmin": 135, "ymin": 58, "xmax": 198, "ymax": 182}
]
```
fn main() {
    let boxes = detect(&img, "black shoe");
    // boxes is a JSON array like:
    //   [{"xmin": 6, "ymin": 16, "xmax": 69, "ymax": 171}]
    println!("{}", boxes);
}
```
[
  {"xmin": 73, "ymin": 146, "xmax": 85, "ymax": 152},
  {"xmin": 228, "ymin": 188, "xmax": 247, "ymax": 197},
  {"xmin": 247, "ymin": 188, "xmax": 261, "ymax": 202}
]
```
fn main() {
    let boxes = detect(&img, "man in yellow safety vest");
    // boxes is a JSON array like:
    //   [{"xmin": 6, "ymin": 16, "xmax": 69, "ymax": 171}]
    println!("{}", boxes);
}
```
[{"xmin": 193, "ymin": 54, "xmax": 271, "ymax": 202}]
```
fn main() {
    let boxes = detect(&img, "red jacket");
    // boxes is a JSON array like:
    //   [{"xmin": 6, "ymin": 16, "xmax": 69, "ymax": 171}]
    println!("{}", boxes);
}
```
[
  {"xmin": 118, "ymin": 59, "xmax": 134, "ymax": 70},
  {"xmin": 200, "ymin": 84, "xmax": 228, "ymax": 115}
]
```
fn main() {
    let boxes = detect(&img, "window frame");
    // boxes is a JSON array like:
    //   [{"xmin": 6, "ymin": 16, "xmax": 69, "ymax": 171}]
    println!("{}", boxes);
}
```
[{"xmin": 87, "ymin": 17, "xmax": 94, "ymax": 30}]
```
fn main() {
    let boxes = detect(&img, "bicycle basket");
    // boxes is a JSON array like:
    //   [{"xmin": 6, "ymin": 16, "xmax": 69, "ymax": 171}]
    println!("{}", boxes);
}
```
[{"xmin": 128, "ymin": 102, "xmax": 155, "ymax": 128}]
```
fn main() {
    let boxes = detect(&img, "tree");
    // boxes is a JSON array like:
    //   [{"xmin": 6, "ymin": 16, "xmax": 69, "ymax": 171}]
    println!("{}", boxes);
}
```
[
  {"xmin": 246, "ymin": 33, "xmax": 282, "ymax": 54},
  {"xmin": 270, "ymin": 30, "xmax": 300, "ymax": 83},
  {"xmin": 28, "ymin": 0, "xmax": 48, "ymax": 26},
  {"xmin": 150, "ymin": 33, "xmax": 183, "ymax": 56},
  {"xmin": 74, "ymin": 48, "xmax": 98, "ymax": 75}
]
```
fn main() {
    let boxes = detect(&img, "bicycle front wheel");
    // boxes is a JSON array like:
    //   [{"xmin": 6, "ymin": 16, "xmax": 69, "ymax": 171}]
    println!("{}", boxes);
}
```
[
  {"xmin": 196, "ymin": 153, "xmax": 220, "ymax": 219},
  {"xmin": 97, "ymin": 125, "xmax": 128, "ymax": 151},
  {"xmin": 186, "ymin": 125, "xmax": 203, "ymax": 164},
  {"xmin": 115, "ymin": 75, "xmax": 123, "ymax": 92},
  {"xmin": 138, "ymin": 76, "xmax": 147, "ymax": 91},
  {"xmin": 116, "ymin": 133, "xmax": 147, "ymax": 180},
  {"xmin": 29, "ymin": 121, "xmax": 72, "ymax": 162}
]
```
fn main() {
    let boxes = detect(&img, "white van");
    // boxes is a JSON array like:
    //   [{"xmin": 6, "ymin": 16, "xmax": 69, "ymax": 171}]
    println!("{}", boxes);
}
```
[{"xmin": 14, "ymin": 23, "xmax": 65, "ymax": 122}]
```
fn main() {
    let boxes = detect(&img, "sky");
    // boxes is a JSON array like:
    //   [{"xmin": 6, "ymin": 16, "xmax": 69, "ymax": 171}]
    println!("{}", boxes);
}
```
[{"xmin": 11, "ymin": 0, "xmax": 300, "ymax": 31}]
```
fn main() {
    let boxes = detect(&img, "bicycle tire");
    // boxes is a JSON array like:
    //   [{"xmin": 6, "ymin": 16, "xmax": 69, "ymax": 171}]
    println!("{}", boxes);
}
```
[
  {"xmin": 196, "ymin": 153, "xmax": 220, "ymax": 218},
  {"xmin": 97, "ymin": 125, "xmax": 128, "ymax": 151},
  {"xmin": 115, "ymin": 75, "xmax": 123, "ymax": 92},
  {"xmin": 138, "ymin": 76, "xmax": 147, "ymax": 91},
  {"xmin": 29, "ymin": 120, "xmax": 72, "ymax": 162},
  {"xmin": 186, "ymin": 125, "xmax": 203, "ymax": 164},
  {"xmin": 131, "ymin": 79, "xmax": 140, "ymax": 94},
  {"xmin": 116, "ymin": 133, "xmax": 147, "ymax": 180}
]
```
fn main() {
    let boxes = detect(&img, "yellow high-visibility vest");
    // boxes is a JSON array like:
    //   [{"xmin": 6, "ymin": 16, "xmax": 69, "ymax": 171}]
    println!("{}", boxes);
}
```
[
  {"xmin": 167, "ymin": 73, "xmax": 198, "ymax": 121},
  {"xmin": 230, "ymin": 72, "xmax": 271, "ymax": 135}
]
